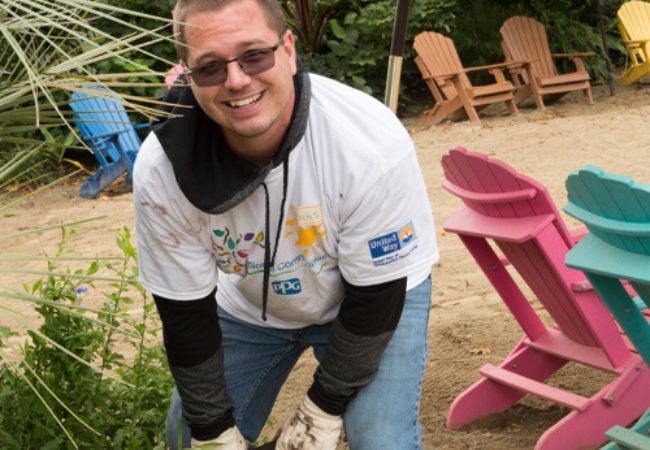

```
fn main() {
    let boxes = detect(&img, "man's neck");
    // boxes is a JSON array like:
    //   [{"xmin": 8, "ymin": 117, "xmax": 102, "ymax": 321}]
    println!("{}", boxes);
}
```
[{"xmin": 224, "ymin": 130, "xmax": 282, "ymax": 166}]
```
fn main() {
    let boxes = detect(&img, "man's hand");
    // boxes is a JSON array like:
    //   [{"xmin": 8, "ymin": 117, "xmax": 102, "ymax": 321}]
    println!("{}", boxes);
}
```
[
  {"xmin": 190, "ymin": 425, "xmax": 247, "ymax": 449},
  {"xmin": 276, "ymin": 396, "xmax": 343, "ymax": 450}
]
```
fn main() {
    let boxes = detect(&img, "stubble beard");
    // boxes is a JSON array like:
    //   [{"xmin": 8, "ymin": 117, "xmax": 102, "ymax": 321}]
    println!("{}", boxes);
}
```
[{"xmin": 225, "ymin": 93, "xmax": 291, "ymax": 140}]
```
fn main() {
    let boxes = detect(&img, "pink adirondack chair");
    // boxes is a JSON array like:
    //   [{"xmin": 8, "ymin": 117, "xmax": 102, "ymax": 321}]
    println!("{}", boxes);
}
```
[{"xmin": 441, "ymin": 147, "xmax": 650, "ymax": 450}]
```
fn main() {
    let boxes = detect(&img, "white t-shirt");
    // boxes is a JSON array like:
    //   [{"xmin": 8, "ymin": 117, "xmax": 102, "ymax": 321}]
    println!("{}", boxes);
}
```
[{"xmin": 134, "ymin": 74, "xmax": 439, "ymax": 328}]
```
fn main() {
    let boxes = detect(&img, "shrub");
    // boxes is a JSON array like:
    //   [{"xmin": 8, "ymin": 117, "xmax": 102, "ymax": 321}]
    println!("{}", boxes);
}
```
[{"xmin": 0, "ymin": 227, "xmax": 173, "ymax": 449}]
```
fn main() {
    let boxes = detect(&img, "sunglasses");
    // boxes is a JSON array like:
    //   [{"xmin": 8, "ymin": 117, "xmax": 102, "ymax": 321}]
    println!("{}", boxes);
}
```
[{"xmin": 187, "ymin": 40, "xmax": 284, "ymax": 87}]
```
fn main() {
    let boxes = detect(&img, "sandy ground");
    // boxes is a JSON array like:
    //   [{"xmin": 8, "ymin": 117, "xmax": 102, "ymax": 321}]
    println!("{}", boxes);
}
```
[{"xmin": 2, "ymin": 82, "xmax": 650, "ymax": 448}]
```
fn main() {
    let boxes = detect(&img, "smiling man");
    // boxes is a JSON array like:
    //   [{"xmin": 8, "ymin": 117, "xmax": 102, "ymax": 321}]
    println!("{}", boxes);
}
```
[
  {"xmin": 180, "ymin": 1, "xmax": 295, "ymax": 163},
  {"xmin": 133, "ymin": 0, "xmax": 439, "ymax": 449}
]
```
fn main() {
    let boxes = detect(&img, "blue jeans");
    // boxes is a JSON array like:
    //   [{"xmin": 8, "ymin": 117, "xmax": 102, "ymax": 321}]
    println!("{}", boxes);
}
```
[{"xmin": 166, "ymin": 277, "xmax": 432, "ymax": 450}]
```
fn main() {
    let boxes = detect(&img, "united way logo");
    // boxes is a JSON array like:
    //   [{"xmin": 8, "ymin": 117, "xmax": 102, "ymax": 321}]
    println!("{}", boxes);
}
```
[
  {"xmin": 272, "ymin": 278, "xmax": 302, "ymax": 295},
  {"xmin": 367, "ymin": 221, "xmax": 417, "ymax": 266},
  {"xmin": 399, "ymin": 223, "xmax": 415, "ymax": 245}
]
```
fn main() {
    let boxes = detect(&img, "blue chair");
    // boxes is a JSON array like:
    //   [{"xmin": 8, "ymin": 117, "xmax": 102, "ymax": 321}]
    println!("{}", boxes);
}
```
[
  {"xmin": 70, "ymin": 88, "xmax": 149, "ymax": 198},
  {"xmin": 564, "ymin": 166, "xmax": 650, "ymax": 450}
]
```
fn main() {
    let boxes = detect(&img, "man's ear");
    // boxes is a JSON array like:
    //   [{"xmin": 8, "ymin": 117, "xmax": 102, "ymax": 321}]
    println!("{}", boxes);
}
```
[{"xmin": 283, "ymin": 30, "xmax": 298, "ymax": 75}]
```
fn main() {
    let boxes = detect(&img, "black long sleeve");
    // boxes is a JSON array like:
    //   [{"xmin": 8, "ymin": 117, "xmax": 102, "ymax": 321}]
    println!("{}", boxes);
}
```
[{"xmin": 153, "ymin": 290, "xmax": 235, "ymax": 440}]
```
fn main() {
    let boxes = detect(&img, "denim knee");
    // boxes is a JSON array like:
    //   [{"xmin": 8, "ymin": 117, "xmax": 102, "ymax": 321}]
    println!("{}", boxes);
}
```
[
  {"xmin": 166, "ymin": 388, "xmax": 191, "ymax": 450},
  {"xmin": 343, "ymin": 276, "xmax": 431, "ymax": 450}
]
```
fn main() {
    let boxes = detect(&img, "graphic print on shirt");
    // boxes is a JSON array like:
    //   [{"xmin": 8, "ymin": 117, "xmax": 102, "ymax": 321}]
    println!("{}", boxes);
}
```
[
  {"xmin": 266, "ymin": 204, "xmax": 329, "ymax": 293},
  {"xmin": 211, "ymin": 227, "xmax": 265, "ymax": 277},
  {"xmin": 271, "ymin": 278, "xmax": 302, "ymax": 295},
  {"xmin": 280, "ymin": 204, "xmax": 330, "ymax": 275},
  {"xmin": 211, "ymin": 205, "xmax": 331, "ymax": 287},
  {"xmin": 284, "ymin": 204, "xmax": 327, "ymax": 256},
  {"xmin": 367, "ymin": 221, "xmax": 418, "ymax": 267}
]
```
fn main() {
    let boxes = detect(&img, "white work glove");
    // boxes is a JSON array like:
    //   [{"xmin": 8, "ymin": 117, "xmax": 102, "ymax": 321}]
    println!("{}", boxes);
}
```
[
  {"xmin": 276, "ymin": 396, "xmax": 343, "ymax": 450},
  {"xmin": 190, "ymin": 425, "xmax": 247, "ymax": 449}
]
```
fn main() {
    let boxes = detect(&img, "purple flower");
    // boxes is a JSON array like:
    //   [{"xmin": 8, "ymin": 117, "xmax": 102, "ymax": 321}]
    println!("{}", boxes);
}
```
[{"xmin": 75, "ymin": 286, "xmax": 89, "ymax": 296}]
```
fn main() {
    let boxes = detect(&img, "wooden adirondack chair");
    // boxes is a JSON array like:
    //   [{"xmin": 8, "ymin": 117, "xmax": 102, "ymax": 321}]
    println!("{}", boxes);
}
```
[
  {"xmin": 500, "ymin": 16, "xmax": 594, "ymax": 110},
  {"xmin": 70, "ymin": 88, "xmax": 148, "ymax": 199},
  {"xmin": 564, "ymin": 166, "xmax": 650, "ymax": 449},
  {"xmin": 441, "ymin": 148, "xmax": 650, "ymax": 450},
  {"xmin": 413, "ymin": 32, "xmax": 518, "ymax": 125},
  {"xmin": 617, "ymin": 1, "xmax": 650, "ymax": 85}
]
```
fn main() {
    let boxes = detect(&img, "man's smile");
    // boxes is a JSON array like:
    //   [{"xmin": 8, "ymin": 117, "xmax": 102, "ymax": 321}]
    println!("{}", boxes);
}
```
[{"xmin": 225, "ymin": 92, "xmax": 263, "ymax": 109}]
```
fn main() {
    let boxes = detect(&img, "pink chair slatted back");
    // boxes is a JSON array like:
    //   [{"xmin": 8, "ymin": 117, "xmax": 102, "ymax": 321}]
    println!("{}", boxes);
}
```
[
  {"xmin": 442, "ymin": 148, "xmax": 626, "ymax": 353},
  {"xmin": 500, "ymin": 16, "xmax": 557, "ymax": 79},
  {"xmin": 413, "ymin": 31, "xmax": 471, "ymax": 99},
  {"xmin": 442, "ymin": 147, "xmax": 573, "ymax": 243}
]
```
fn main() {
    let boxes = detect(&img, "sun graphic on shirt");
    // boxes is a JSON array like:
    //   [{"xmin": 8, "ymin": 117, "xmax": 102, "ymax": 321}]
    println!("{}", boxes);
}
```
[{"xmin": 284, "ymin": 205, "xmax": 326, "ymax": 256}]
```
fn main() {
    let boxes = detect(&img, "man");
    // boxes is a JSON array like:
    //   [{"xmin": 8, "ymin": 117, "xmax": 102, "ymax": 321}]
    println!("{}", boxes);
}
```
[{"xmin": 133, "ymin": 0, "xmax": 438, "ymax": 448}]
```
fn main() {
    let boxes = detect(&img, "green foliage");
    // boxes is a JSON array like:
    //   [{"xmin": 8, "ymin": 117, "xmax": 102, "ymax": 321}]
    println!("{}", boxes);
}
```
[
  {"xmin": 0, "ymin": 227, "xmax": 172, "ymax": 449},
  {"xmin": 94, "ymin": 0, "xmax": 178, "ymax": 100},
  {"xmin": 448, "ymin": 0, "xmax": 514, "ymax": 76},
  {"xmin": 300, "ymin": 0, "xmax": 457, "ymax": 106},
  {"xmin": 281, "ymin": 0, "xmax": 348, "ymax": 55},
  {"xmin": 94, "ymin": 0, "xmax": 176, "ymax": 64}
]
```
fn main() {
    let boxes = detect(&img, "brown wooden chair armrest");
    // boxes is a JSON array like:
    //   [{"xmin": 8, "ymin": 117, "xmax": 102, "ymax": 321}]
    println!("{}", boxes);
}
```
[
  {"xmin": 463, "ymin": 62, "xmax": 512, "ymax": 73},
  {"xmin": 421, "ymin": 73, "xmax": 454, "ymax": 88},
  {"xmin": 505, "ymin": 60, "xmax": 529, "ymax": 69},
  {"xmin": 551, "ymin": 52, "xmax": 595, "ymax": 58},
  {"xmin": 431, "ymin": 70, "xmax": 463, "ymax": 80}
]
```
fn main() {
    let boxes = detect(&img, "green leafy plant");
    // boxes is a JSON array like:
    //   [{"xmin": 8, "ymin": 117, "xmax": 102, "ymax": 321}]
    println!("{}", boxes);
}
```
[
  {"xmin": 0, "ymin": 226, "xmax": 172, "ymax": 449},
  {"xmin": 0, "ymin": 3, "xmax": 177, "ymax": 447},
  {"xmin": 281, "ymin": 0, "xmax": 348, "ymax": 55}
]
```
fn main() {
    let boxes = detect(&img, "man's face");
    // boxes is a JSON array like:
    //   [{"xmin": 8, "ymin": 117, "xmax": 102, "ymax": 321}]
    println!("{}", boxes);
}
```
[{"xmin": 183, "ymin": 0, "xmax": 297, "ymax": 159}]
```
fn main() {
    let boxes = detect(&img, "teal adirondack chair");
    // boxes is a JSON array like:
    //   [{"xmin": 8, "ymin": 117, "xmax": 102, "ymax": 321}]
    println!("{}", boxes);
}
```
[
  {"xmin": 70, "ymin": 88, "xmax": 148, "ymax": 198},
  {"xmin": 442, "ymin": 148, "xmax": 650, "ymax": 450},
  {"xmin": 564, "ymin": 166, "xmax": 650, "ymax": 450}
]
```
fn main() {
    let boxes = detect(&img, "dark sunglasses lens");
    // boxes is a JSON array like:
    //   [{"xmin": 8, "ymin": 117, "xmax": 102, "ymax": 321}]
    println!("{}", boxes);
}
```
[
  {"xmin": 190, "ymin": 46, "xmax": 278, "ymax": 87},
  {"xmin": 239, "ymin": 48, "xmax": 276, "ymax": 76},
  {"xmin": 192, "ymin": 61, "xmax": 227, "ymax": 86}
]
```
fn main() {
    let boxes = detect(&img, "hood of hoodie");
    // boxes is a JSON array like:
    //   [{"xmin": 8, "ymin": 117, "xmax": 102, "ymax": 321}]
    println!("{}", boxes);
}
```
[{"xmin": 151, "ymin": 64, "xmax": 311, "ymax": 214}]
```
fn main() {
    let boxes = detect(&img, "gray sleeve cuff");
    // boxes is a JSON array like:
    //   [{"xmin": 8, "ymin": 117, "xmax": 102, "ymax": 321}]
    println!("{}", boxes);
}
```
[
  {"xmin": 170, "ymin": 346, "xmax": 236, "ymax": 440},
  {"xmin": 309, "ymin": 319, "xmax": 393, "ymax": 415}
]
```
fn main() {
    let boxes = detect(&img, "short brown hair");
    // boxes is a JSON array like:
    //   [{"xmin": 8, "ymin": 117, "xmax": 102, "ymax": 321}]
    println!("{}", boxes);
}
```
[{"xmin": 172, "ymin": 0, "xmax": 287, "ymax": 62}]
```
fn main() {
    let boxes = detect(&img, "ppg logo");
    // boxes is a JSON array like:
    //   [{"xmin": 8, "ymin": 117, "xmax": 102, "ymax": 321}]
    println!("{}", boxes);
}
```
[{"xmin": 272, "ymin": 278, "xmax": 302, "ymax": 295}]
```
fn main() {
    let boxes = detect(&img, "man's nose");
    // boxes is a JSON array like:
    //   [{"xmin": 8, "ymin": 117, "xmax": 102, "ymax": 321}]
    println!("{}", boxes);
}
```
[{"xmin": 223, "ymin": 61, "xmax": 251, "ymax": 89}]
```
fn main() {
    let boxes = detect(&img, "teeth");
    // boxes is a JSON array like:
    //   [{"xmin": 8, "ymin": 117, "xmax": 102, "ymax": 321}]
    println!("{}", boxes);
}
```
[{"xmin": 228, "ymin": 93, "xmax": 262, "ymax": 108}]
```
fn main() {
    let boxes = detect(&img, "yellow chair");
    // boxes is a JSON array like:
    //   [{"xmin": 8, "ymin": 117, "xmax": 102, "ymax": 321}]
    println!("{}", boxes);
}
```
[{"xmin": 617, "ymin": 0, "xmax": 650, "ymax": 85}]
